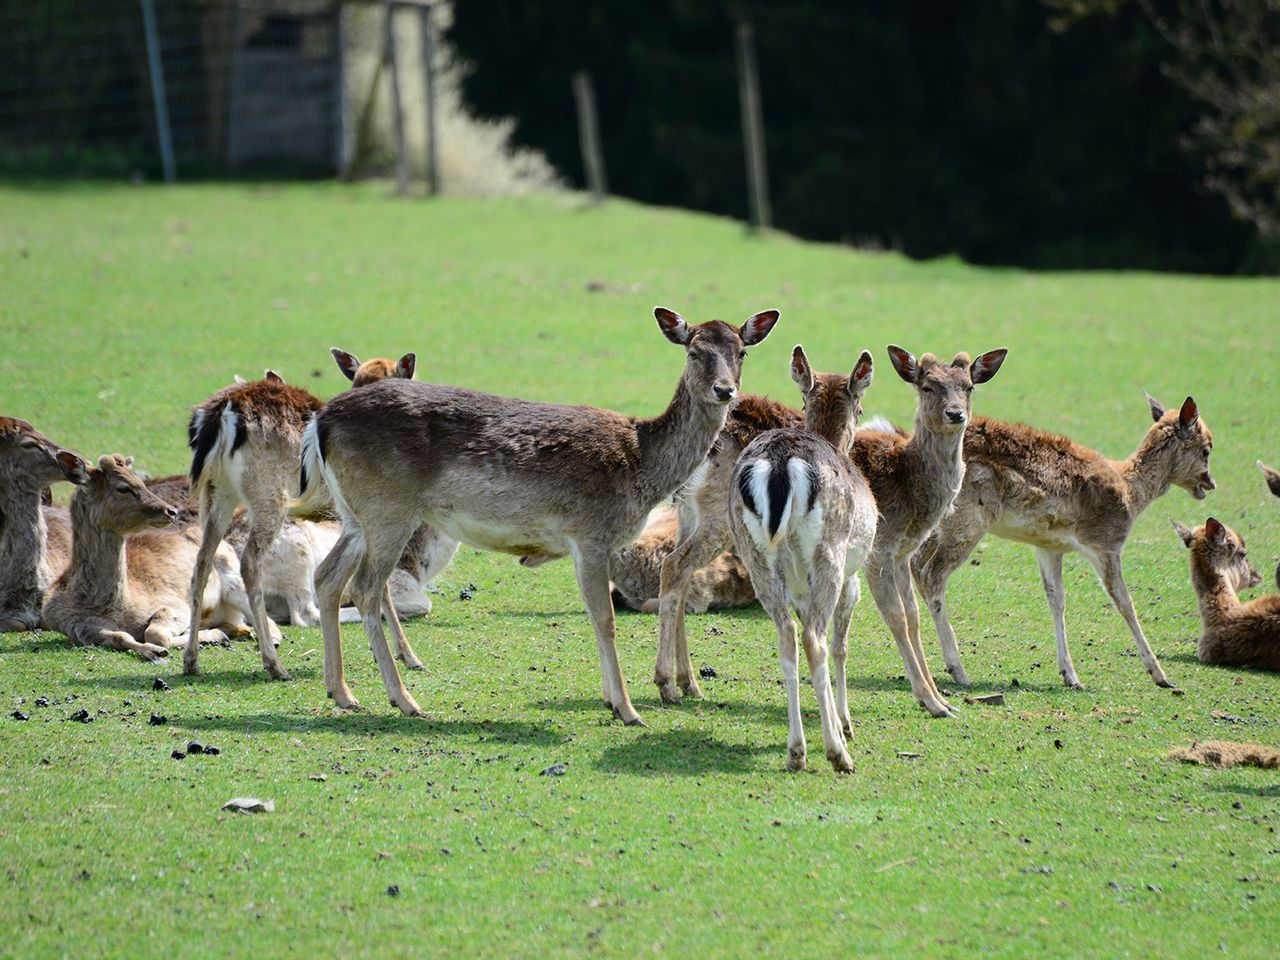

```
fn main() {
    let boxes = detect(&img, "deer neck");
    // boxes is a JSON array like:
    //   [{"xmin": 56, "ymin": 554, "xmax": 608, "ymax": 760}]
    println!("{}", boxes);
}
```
[
  {"xmin": 0, "ymin": 484, "xmax": 47, "ymax": 601},
  {"xmin": 634, "ymin": 376, "xmax": 731, "ymax": 503},
  {"xmin": 1190, "ymin": 555, "xmax": 1237, "ymax": 627},
  {"xmin": 908, "ymin": 414, "xmax": 967, "ymax": 505},
  {"xmin": 68, "ymin": 498, "xmax": 128, "ymax": 611},
  {"xmin": 1118, "ymin": 428, "xmax": 1175, "ymax": 515}
]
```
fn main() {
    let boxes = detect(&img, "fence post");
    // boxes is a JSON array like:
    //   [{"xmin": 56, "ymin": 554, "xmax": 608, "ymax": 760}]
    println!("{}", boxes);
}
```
[
  {"xmin": 335, "ymin": 2, "xmax": 352, "ymax": 177},
  {"xmin": 139, "ymin": 0, "xmax": 176, "ymax": 183},
  {"xmin": 734, "ymin": 21, "xmax": 770, "ymax": 231},
  {"xmin": 419, "ymin": 3, "xmax": 440, "ymax": 195},
  {"xmin": 572, "ymin": 70, "xmax": 607, "ymax": 203},
  {"xmin": 383, "ymin": 0, "xmax": 410, "ymax": 196}
]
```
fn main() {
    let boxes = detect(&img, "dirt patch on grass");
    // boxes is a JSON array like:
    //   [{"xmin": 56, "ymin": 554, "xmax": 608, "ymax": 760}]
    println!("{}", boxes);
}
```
[{"xmin": 1169, "ymin": 741, "xmax": 1280, "ymax": 769}]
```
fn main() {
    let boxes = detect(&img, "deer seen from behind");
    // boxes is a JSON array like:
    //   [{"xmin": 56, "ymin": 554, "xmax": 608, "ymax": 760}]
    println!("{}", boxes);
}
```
[
  {"xmin": 298, "ymin": 307, "xmax": 778, "ymax": 724},
  {"xmin": 729, "ymin": 346, "xmax": 876, "ymax": 771},
  {"xmin": 912, "ymin": 394, "xmax": 1214, "ymax": 690}
]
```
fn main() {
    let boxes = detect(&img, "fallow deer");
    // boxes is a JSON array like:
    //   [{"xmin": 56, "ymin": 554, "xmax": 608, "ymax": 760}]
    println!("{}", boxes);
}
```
[
  {"xmin": 0, "ymin": 418, "xmax": 88, "ymax": 631},
  {"xmin": 847, "ymin": 345, "xmax": 1008, "ymax": 717},
  {"xmin": 608, "ymin": 505, "xmax": 755, "ymax": 615},
  {"xmin": 1259, "ymin": 460, "xmax": 1280, "ymax": 590},
  {"xmin": 42, "ymin": 455, "xmax": 252, "ymax": 659},
  {"xmin": 297, "ymin": 307, "xmax": 779, "ymax": 723},
  {"xmin": 912, "ymin": 394, "xmax": 1214, "ymax": 690},
  {"xmin": 1173, "ymin": 517, "xmax": 1279, "ymax": 672},
  {"xmin": 331, "ymin": 348, "xmax": 416, "ymax": 388},
  {"xmin": 729, "ymin": 347, "xmax": 876, "ymax": 771}
]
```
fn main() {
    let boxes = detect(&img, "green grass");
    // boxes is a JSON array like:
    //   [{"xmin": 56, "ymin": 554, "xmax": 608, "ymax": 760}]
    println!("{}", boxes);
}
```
[{"xmin": 1, "ymin": 180, "xmax": 1278, "ymax": 958}]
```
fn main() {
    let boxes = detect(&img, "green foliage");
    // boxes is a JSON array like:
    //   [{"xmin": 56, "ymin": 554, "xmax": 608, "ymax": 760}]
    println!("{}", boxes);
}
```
[{"xmin": 0, "ymin": 182, "xmax": 1278, "ymax": 957}]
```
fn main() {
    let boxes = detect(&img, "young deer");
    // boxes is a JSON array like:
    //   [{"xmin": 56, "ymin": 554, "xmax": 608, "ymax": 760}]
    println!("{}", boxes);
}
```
[
  {"xmin": 653, "ymin": 394, "xmax": 803, "ymax": 702},
  {"xmin": 184, "ymin": 354, "xmax": 424, "ymax": 680},
  {"xmin": 848, "ymin": 345, "xmax": 1008, "ymax": 717},
  {"xmin": 1259, "ymin": 461, "xmax": 1280, "ymax": 590},
  {"xmin": 331, "ymin": 348, "xmax": 416, "ymax": 387},
  {"xmin": 912, "ymin": 394, "xmax": 1214, "ymax": 690},
  {"xmin": 730, "ymin": 347, "xmax": 876, "ymax": 771},
  {"xmin": 42, "ymin": 455, "xmax": 252, "ymax": 659},
  {"xmin": 297, "ymin": 307, "xmax": 779, "ymax": 722},
  {"xmin": 1173, "ymin": 517, "xmax": 1278, "ymax": 672},
  {"xmin": 0, "ymin": 418, "xmax": 89, "ymax": 631},
  {"xmin": 609, "ymin": 505, "xmax": 756, "ymax": 615}
]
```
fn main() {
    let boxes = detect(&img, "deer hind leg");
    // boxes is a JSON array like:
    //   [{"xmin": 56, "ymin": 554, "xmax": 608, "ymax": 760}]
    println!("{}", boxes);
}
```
[
  {"xmin": 349, "ymin": 545, "xmax": 423, "ymax": 717},
  {"xmin": 1033, "ymin": 548, "xmax": 1080, "ymax": 689},
  {"xmin": 314, "ymin": 527, "xmax": 363, "ymax": 708},
  {"xmin": 239, "ymin": 503, "xmax": 290, "ymax": 681},
  {"xmin": 912, "ymin": 530, "xmax": 983, "ymax": 686},
  {"xmin": 831, "ymin": 572, "xmax": 861, "ymax": 738},
  {"xmin": 184, "ymin": 483, "xmax": 237, "ymax": 675},
  {"xmin": 865, "ymin": 560, "xmax": 955, "ymax": 718},
  {"xmin": 381, "ymin": 584, "xmax": 424, "ymax": 670},
  {"xmin": 74, "ymin": 620, "xmax": 168, "ymax": 661},
  {"xmin": 798, "ymin": 556, "xmax": 853, "ymax": 773},
  {"xmin": 655, "ymin": 516, "xmax": 725, "ymax": 703},
  {"xmin": 1084, "ymin": 548, "xmax": 1172, "ymax": 687},
  {"xmin": 572, "ymin": 542, "xmax": 643, "ymax": 726},
  {"xmin": 754, "ymin": 577, "xmax": 806, "ymax": 771}
]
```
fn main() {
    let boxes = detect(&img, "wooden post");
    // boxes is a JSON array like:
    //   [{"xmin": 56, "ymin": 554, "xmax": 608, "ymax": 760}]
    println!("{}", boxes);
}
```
[
  {"xmin": 419, "ymin": 3, "xmax": 440, "ymax": 195},
  {"xmin": 334, "ymin": 2, "xmax": 352, "ymax": 177},
  {"xmin": 383, "ymin": 0, "xmax": 410, "ymax": 196},
  {"xmin": 139, "ymin": 0, "xmax": 176, "ymax": 182},
  {"xmin": 572, "ymin": 70, "xmax": 607, "ymax": 203},
  {"xmin": 734, "ymin": 21, "xmax": 770, "ymax": 231}
]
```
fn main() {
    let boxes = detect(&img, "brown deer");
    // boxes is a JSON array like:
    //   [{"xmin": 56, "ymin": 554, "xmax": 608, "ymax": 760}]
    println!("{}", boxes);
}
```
[
  {"xmin": 847, "ymin": 345, "xmax": 1008, "ymax": 717},
  {"xmin": 1173, "ymin": 517, "xmax": 1278, "ymax": 672},
  {"xmin": 183, "ymin": 354, "xmax": 424, "ymax": 680},
  {"xmin": 42, "ymin": 455, "xmax": 252, "ymax": 659},
  {"xmin": 912, "ymin": 394, "xmax": 1214, "ymax": 690},
  {"xmin": 1259, "ymin": 460, "xmax": 1280, "ymax": 590},
  {"xmin": 297, "ymin": 307, "xmax": 779, "ymax": 722},
  {"xmin": 730, "ymin": 347, "xmax": 877, "ymax": 771},
  {"xmin": 0, "ymin": 418, "xmax": 89, "ymax": 631},
  {"xmin": 608, "ymin": 506, "xmax": 755, "ymax": 614},
  {"xmin": 653, "ymin": 395, "xmax": 803, "ymax": 703},
  {"xmin": 331, "ymin": 348, "xmax": 416, "ymax": 388}
]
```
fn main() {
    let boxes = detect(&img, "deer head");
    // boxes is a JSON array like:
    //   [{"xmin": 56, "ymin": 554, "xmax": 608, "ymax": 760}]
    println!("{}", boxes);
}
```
[
  {"xmin": 77, "ymin": 455, "xmax": 178, "ymax": 535},
  {"xmin": 887, "ymin": 345, "xmax": 1007, "ymax": 434},
  {"xmin": 1173, "ymin": 517, "xmax": 1261, "ymax": 592},
  {"xmin": 654, "ymin": 307, "xmax": 778, "ymax": 406},
  {"xmin": 331, "ymin": 348, "xmax": 416, "ymax": 388},
  {"xmin": 0, "ymin": 417, "xmax": 89, "ymax": 491},
  {"xmin": 791, "ymin": 345, "xmax": 874, "ymax": 454},
  {"xmin": 1146, "ymin": 394, "xmax": 1215, "ymax": 500}
]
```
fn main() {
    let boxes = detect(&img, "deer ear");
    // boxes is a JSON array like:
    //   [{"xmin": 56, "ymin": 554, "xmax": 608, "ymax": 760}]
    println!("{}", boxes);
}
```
[
  {"xmin": 123, "ymin": 456, "xmax": 134, "ymax": 468},
  {"xmin": 1178, "ymin": 397, "xmax": 1199, "ymax": 434},
  {"xmin": 790, "ymin": 345, "xmax": 814, "ymax": 394},
  {"xmin": 56, "ymin": 451, "xmax": 89, "ymax": 485},
  {"xmin": 654, "ymin": 307, "xmax": 690, "ymax": 345},
  {"xmin": 970, "ymin": 348, "xmax": 1007, "ymax": 385},
  {"xmin": 1170, "ymin": 519, "xmax": 1195, "ymax": 547},
  {"xmin": 396, "ymin": 353, "xmax": 416, "ymax": 379},
  {"xmin": 886, "ymin": 345, "xmax": 918, "ymax": 385},
  {"xmin": 233, "ymin": 374, "xmax": 246, "ymax": 385},
  {"xmin": 1258, "ymin": 460, "xmax": 1280, "ymax": 498},
  {"xmin": 849, "ymin": 350, "xmax": 874, "ymax": 395},
  {"xmin": 331, "ymin": 347, "xmax": 360, "ymax": 381},
  {"xmin": 739, "ymin": 309, "xmax": 779, "ymax": 347},
  {"xmin": 264, "ymin": 369, "xmax": 284, "ymax": 384},
  {"xmin": 1205, "ymin": 517, "xmax": 1226, "ymax": 544},
  {"xmin": 1144, "ymin": 390, "xmax": 1166, "ymax": 422}
]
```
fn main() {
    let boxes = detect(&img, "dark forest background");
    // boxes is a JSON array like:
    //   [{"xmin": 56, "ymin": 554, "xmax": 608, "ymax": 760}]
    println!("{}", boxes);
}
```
[{"xmin": 448, "ymin": 0, "xmax": 1278, "ymax": 274}]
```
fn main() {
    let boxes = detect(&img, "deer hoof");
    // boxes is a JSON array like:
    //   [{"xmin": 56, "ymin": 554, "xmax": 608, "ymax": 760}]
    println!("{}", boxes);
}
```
[
  {"xmin": 947, "ymin": 666, "xmax": 973, "ymax": 686},
  {"xmin": 680, "ymin": 676, "xmax": 704, "ymax": 699},
  {"xmin": 655, "ymin": 679, "xmax": 683, "ymax": 705},
  {"xmin": 787, "ymin": 749, "xmax": 807, "ymax": 772},
  {"xmin": 828, "ymin": 749, "xmax": 854, "ymax": 774}
]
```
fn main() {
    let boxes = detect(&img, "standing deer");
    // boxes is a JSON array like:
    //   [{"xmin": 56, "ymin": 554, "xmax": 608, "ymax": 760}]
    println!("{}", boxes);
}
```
[
  {"xmin": 847, "ymin": 345, "xmax": 1008, "ymax": 717},
  {"xmin": 730, "ymin": 347, "xmax": 876, "ymax": 771},
  {"xmin": 1172, "ymin": 517, "xmax": 1278, "ymax": 672},
  {"xmin": 0, "ymin": 418, "xmax": 88, "ymax": 631},
  {"xmin": 42, "ymin": 455, "xmax": 252, "ymax": 659},
  {"xmin": 297, "ymin": 307, "xmax": 779, "ymax": 722},
  {"xmin": 912, "ymin": 394, "xmax": 1214, "ymax": 689}
]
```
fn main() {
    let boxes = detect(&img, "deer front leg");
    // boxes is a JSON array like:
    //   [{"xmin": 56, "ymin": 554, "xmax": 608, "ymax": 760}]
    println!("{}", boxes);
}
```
[
  {"xmin": 912, "ymin": 535, "xmax": 979, "ymax": 686},
  {"xmin": 184, "ymin": 486, "xmax": 235, "ymax": 676},
  {"xmin": 573, "ymin": 543, "xmax": 643, "ymax": 726},
  {"xmin": 239, "ymin": 512, "xmax": 291, "ymax": 681},
  {"xmin": 1034, "ymin": 548, "xmax": 1081, "ymax": 689},
  {"xmin": 655, "ymin": 524, "xmax": 724, "ymax": 703},
  {"xmin": 1085, "ymin": 548, "xmax": 1172, "ymax": 687},
  {"xmin": 865, "ymin": 562, "xmax": 955, "ymax": 717},
  {"xmin": 314, "ymin": 528, "xmax": 363, "ymax": 709},
  {"xmin": 382, "ymin": 583, "xmax": 424, "ymax": 670}
]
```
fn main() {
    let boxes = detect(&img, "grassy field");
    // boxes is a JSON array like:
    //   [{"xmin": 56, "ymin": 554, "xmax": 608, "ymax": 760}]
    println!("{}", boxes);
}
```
[{"xmin": 1, "ymin": 180, "xmax": 1278, "ymax": 958}]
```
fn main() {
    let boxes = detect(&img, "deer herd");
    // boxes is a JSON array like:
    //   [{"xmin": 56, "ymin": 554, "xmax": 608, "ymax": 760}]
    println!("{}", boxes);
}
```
[{"xmin": 2, "ymin": 308, "xmax": 1277, "ymax": 771}]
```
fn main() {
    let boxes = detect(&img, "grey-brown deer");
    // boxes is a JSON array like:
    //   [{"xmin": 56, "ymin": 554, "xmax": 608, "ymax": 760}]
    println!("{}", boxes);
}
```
[
  {"xmin": 1173, "ymin": 517, "xmax": 1278, "ymax": 672},
  {"xmin": 42, "ymin": 455, "xmax": 253, "ymax": 659},
  {"xmin": 1259, "ymin": 460, "xmax": 1280, "ymax": 590},
  {"xmin": 730, "ymin": 346, "xmax": 876, "ymax": 771},
  {"xmin": 847, "ymin": 345, "xmax": 1008, "ymax": 717},
  {"xmin": 0, "ymin": 418, "xmax": 89, "ymax": 631},
  {"xmin": 912, "ymin": 394, "xmax": 1214, "ymax": 690},
  {"xmin": 297, "ymin": 307, "xmax": 778, "ymax": 723}
]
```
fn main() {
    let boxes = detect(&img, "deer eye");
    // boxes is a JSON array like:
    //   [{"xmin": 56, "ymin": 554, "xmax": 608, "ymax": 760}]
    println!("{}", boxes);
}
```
[
  {"xmin": 114, "ymin": 485, "xmax": 133, "ymax": 495},
  {"xmin": 738, "ymin": 351, "xmax": 746, "ymax": 362}
]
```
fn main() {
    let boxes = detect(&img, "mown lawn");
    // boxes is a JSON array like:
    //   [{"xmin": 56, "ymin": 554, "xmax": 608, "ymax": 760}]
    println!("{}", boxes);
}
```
[{"xmin": 0, "ymin": 180, "xmax": 1277, "ymax": 958}]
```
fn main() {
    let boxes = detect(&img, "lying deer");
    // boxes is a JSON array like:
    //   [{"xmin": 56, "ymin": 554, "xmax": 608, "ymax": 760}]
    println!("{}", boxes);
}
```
[
  {"xmin": 912, "ymin": 394, "xmax": 1214, "ymax": 690},
  {"xmin": 0, "ymin": 418, "xmax": 88, "ymax": 631},
  {"xmin": 609, "ymin": 505, "xmax": 755, "ymax": 614},
  {"xmin": 730, "ymin": 347, "xmax": 876, "ymax": 771},
  {"xmin": 1259, "ymin": 461, "xmax": 1280, "ymax": 590},
  {"xmin": 848, "ymin": 346, "xmax": 1008, "ymax": 717},
  {"xmin": 297, "ymin": 307, "xmax": 778, "ymax": 722},
  {"xmin": 1173, "ymin": 517, "xmax": 1278, "ymax": 672},
  {"xmin": 42, "ymin": 455, "xmax": 252, "ymax": 659}
]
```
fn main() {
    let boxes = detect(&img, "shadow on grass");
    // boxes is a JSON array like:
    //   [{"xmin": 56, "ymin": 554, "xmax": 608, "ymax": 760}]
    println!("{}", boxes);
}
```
[
  {"xmin": 593, "ymin": 727, "xmax": 777, "ymax": 776},
  {"xmin": 64, "ymin": 667, "xmax": 320, "ymax": 691},
  {"xmin": 1204, "ymin": 781, "xmax": 1280, "ymax": 799},
  {"xmin": 173, "ymin": 710, "xmax": 563, "ymax": 745}
]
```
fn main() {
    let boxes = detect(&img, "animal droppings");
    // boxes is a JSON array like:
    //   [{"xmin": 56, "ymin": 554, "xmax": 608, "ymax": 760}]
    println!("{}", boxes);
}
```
[
  {"xmin": 203, "ymin": 746, "xmax": 220, "ymax": 756},
  {"xmin": 152, "ymin": 678, "xmax": 170, "ymax": 691},
  {"xmin": 459, "ymin": 589, "xmax": 473, "ymax": 601},
  {"xmin": 11, "ymin": 710, "xmax": 29, "ymax": 721},
  {"xmin": 699, "ymin": 665, "xmax": 718, "ymax": 679},
  {"xmin": 34, "ymin": 697, "xmax": 49, "ymax": 707},
  {"xmin": 149, "ymin": 714, "xmax": 167, "ymax": 726},
  {"xmin": 171, "ymin": 750, "xmax": 186, "ymax": 760},
  {"xmin": 386, "ymin": 885, "xmax": 400, "ymax": 897},
  {"xmin": 68, "ymin": 709, "xmax": 92, "ymax": 723},
  {"xmin": 186, "ymin": 742, "xmax": 204, "ymax": 755},
  {"xmin": 540, "ymin": 763, "xmax": 568, "ymax": 777}
]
